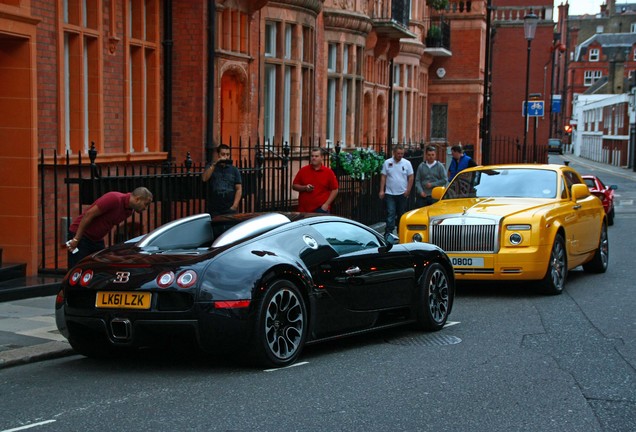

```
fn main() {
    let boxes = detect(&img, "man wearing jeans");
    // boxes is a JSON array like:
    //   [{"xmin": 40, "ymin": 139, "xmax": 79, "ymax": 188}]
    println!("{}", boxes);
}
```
[{"xmin": 379, "ymin": 144, "xmax": 413, "ymax": 240}]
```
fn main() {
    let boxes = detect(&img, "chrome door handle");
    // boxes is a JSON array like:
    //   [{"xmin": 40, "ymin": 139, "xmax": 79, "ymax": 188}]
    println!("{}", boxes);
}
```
[
  {"xmin": 573, "ymin": 204, "xmax": 581, "ymax": 210},
  {"xmin": 345, "ymin": 266, "xmax": 361, "ymax": 275}
]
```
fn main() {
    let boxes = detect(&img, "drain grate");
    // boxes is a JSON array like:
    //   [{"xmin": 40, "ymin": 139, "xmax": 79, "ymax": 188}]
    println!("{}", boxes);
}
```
[{"xmin": 385, "ymin": 333, "xmax": 462, "ymax": 347}]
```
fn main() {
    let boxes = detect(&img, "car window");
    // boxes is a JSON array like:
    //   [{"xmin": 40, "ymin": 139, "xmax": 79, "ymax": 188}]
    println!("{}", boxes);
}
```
[
  {"xmin": 312, "ymin": 221, "xmax": 382, "ymax": 255},
  {"xmin": 563, "ymin": 171, "xmax": 583, "ymax": 198},
  {"xmin": 583, "ymin": 178, "xmax": 596, "ymax": 188},
  {"xmin": 444, "ymin": 169, "xmax": 557, "ymax": 199}
]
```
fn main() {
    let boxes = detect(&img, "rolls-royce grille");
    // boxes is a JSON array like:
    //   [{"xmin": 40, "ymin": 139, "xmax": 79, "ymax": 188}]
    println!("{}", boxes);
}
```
[{"xmin": 430, "ymin": 224, "xmax": 497, "ymax": 253}]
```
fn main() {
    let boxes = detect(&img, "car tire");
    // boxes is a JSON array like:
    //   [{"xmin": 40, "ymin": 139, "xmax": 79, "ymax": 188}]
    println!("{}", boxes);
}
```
[
  {"xmin": 583, "ymin": 223, "xmax": 609, "ymax": 274},
  {"xmin": 607, "ymin": 208, "xmax": 614, "ymax": 226},
  {"xmin": 540, "ymin": 234, "xmax": 567, "ymax": 295},
  {"xmin": 415, "ymin": 263, "xmax": 451, "ymax": 331},
  {"xmin": 251, "ymin": 279, "xmax": 307, "ymax": 368}
]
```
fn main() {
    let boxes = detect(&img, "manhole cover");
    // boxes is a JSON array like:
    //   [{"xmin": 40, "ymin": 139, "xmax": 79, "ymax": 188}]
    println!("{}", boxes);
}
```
[{"xmin": 385, "ymin": 333, "xmax": 462, "ymax": 347}]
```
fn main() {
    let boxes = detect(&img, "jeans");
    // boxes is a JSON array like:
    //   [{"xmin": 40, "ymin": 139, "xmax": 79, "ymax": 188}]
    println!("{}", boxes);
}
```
[{"xmin": 384, "ymin": 194, "xmax": 408, "ymax": 237}]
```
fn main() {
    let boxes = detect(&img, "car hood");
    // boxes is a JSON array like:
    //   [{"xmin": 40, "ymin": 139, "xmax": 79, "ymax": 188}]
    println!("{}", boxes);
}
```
[{"xmin": 414, "ymin": 197, "xmax": 560, "ymax": 219}]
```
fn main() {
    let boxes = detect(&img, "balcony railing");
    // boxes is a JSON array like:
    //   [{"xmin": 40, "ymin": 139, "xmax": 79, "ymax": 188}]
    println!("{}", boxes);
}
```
[
  {"xmin": 370, "ymin": 0, "xmax": 415, "ymax": 40},
  {"xmin": 424, "ymin": 17, "xmax": 451, "ymax": 56}
]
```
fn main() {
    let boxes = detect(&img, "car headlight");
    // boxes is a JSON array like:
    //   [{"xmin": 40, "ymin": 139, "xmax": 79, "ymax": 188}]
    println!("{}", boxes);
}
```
[
  {"xmin": 412, "ymin": 233, "xmax": 423, "ymax": 242},
  {"xmin": 509, "ymin": 233, "xmax": 523, "ymax": 245}
]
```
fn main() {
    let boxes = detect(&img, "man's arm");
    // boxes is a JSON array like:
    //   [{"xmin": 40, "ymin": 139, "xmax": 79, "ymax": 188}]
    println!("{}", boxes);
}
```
[
  {"xmin": 379, "ymin": 174, "xmax": 386, "ymax": 198},
  {"xmin": 202, "ymin": 162, "xmax": 216, "ymax": 182},
  {"xmin": 414, "ymin": 165, "xmax": 424, "ymax": 196},
  {"xmin": 322, "ymin": 188, "xmax": 338, "ymax": 210},
  {"xmin": 71, "ymin": 205, "xmax": 104, "ymax": 242},
  {"xmin": 405, "ymin": 174, "xmax": 414, "ymax": 197},
  {"xmin": 231, "ymin": 183, "xmax": 242, "ymax": 211}
]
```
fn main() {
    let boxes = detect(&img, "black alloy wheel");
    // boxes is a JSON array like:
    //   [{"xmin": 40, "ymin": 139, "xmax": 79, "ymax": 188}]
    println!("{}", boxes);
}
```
[
  {"xmin": 416, "ymin": 263, "xmax": 451, "ymax": 331},
  {"xmin": 583, "ymin": 223, "xmax": 609, "ymax": 273},
  {"xmin": 252, "ymin": 280, "xmax": 307, "ymax": 367}
]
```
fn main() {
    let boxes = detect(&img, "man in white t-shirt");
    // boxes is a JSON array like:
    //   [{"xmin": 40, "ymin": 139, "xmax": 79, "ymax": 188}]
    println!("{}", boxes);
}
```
[{"xmin": 379, "ymin": 144, "xmax": 414, "ymax": 240}]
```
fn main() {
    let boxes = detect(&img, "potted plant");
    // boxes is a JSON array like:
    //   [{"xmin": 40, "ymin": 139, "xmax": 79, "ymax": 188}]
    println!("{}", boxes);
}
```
[
  {"xmin": 426, "ymin": 25, "xmax": 442, "ymax": 47},
  {"xmin": 331, "ymin": 148, "xmax": 385, "ymax": 180},
  {"xmin": 427, "ymin": 0, "xmax": 449, "ymax": 11}
]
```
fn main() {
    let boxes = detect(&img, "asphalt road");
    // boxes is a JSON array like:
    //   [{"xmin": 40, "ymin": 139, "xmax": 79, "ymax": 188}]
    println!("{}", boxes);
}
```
[{"xmin": 1, "ymin": 156, "xmax": 635, "ymax": 432}]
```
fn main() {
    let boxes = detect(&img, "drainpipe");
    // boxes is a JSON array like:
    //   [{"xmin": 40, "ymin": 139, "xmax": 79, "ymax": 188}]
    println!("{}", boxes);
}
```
[
  {"xmin": 482, "ymin": 0, "xmax": 493, "ymax": 164},
  {"xmin": 163, "ymin": 0, "xmax": 173, "ymax": 162},
  {"xmin": 387, "ymin": 59, "xmax": 394, "ymax": 154},
  {"xmin": 206, "ymin": 0, "xmax": 216, "ymax": 164}
]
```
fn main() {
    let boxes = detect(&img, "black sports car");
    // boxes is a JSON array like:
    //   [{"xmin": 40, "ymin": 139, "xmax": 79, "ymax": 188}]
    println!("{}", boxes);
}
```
[{"xmin": 56, "ymin": 212, "xmax": 455, "ymax": 367}]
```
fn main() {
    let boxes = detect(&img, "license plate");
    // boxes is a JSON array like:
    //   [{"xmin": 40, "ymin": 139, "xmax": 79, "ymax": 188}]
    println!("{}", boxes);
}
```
[
  {"xmin": 451, "ymin": 257, "xmax": 484, "ymax": 268},
  {"xmin": 96, "ymin": 292, "xmax": 151, "ymax": 309}
]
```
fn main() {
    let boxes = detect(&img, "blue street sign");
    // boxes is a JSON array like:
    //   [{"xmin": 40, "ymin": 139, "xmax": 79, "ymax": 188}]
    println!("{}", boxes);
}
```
[
  {"xmin": 522, "ymin": 100, "xmax": 545, "ymax": 117},
  {"xmin": 552, "ymin": 95, "xmax": 561, "ymax": 113}
]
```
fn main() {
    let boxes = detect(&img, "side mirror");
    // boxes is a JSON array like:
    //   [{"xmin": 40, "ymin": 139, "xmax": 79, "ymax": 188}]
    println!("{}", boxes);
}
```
[
  {"xmin": 432, "ymin": 186, "xmax": 445, "ymax": 200},
  {"xmin": 610, "ymin": 184, "xmax": 618, "ymax": 190},
  {"xmin": 572, "ymin": 183, "xmax": 590, "ymax": 201}
]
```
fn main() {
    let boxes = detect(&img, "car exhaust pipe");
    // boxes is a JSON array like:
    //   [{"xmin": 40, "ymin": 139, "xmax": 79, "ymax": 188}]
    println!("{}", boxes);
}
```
[{"xmin": 110, "ymin": 318, "xmax": 132, "ymax": 340}]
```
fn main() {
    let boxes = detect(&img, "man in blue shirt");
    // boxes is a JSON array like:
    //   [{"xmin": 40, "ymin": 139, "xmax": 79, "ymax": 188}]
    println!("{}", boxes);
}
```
[
  {"xmin": 202, "ymin": 144, "xmax": 242, "ymax": 215},
  {"xmin": 448, "ymin": 144, "xmax": 477, "ymax": 181}
]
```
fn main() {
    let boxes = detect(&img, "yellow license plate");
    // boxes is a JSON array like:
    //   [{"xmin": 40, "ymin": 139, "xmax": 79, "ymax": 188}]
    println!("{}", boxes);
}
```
[{"xmin": 96, "ymin": 292, "xmax": 152, "ymax": 310}]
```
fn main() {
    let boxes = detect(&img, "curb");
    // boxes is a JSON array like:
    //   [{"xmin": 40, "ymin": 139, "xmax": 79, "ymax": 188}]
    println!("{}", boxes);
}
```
[{"xmin": 0, "ymin": 341, "xmax": 75, "ymax": 369}]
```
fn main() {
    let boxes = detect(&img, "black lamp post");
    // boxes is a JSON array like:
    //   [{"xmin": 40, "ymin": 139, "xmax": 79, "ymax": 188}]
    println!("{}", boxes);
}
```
[{"xmin": 522, "ymin": 10, "xmax": 538, "ymax": 163}]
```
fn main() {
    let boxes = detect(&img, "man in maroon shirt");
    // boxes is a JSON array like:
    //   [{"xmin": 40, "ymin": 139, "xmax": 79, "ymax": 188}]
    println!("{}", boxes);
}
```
[
  {"xmin": 66, "ymin": 187, "xmax": 153, "ymax": 268},
  {"xmin": 292, "ymin": 147, "xmax": 339, "ymax": 213}
]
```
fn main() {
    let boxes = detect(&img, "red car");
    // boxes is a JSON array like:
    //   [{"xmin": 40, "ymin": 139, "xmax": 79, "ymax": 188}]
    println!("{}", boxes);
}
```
[{"xmin": 582, "ymin": 175, "xmax": 617, "ymax": 225}]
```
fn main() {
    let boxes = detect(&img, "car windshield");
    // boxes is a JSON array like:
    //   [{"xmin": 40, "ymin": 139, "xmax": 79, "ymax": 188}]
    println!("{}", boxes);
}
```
[{"xmin": 443, "ymin": 168, "xmax": 558, "ymax": 199}]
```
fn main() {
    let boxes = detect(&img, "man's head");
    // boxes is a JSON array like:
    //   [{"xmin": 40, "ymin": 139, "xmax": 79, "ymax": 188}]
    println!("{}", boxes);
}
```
[
  {"xmin": 310, "ymin": 147, "xmax": 324, "ymax": 169},
  {"xmin": 392, "ymin": 144, "xmax": 405, "ymax": 162},
  {"xmin": 425, "ymin": 146, "xmax": 437, "ymax": 164},
  {"xmin": 451, "ymin": 145, "xmax": 463, "ymax": 161},
  {"xmin": 216, "ymin": 144, "xmax": 231, "ymax": 162},
  {"xmin": 130, "ymin": 187, "xmax": 153, "ymax": 213}
]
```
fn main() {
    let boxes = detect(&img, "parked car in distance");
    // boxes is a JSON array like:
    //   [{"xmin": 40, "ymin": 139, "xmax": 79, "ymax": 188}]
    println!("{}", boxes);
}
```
[
  {"xmin": 399, "ymin": 164, "xmax": 608, "ymax": 295},
  {"xmin": 56, "ymin": 212, "xmax": 455, "ymax": 367},
  {"xmin": 582, "ymin": 174, "xmax": 617, "ymax": 226},
  {"xmin": 547, "ymin": 138, "xmax": 563, "ymax": 154}
]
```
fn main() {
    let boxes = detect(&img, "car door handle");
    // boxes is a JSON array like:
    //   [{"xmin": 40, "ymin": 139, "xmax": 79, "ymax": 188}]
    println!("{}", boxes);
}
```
[
  {"xmin": 573, "ymin": 204, "xmax": 581, "ymax": 210},
  {"xmin": 345, "ymin": 266, "xmax": 361, "ymax": 275}
]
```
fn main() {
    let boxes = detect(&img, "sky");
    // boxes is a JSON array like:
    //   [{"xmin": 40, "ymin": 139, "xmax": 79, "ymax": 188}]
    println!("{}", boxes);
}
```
[{"xmin": 557, "ymin": 1, "xmax": 633, "ymax": 16}]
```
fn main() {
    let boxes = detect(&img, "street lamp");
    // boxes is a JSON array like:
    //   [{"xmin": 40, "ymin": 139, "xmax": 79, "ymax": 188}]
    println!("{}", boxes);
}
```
[{"xmin": 522, "ymin": 10, "xmax": 538, "ymax": 163}]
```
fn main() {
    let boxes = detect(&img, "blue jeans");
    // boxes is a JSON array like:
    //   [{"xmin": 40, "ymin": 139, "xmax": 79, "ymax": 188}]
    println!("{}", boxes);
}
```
[{"xmin": 385, "ymin": 194, "xmax": 407, "ymax": 237}]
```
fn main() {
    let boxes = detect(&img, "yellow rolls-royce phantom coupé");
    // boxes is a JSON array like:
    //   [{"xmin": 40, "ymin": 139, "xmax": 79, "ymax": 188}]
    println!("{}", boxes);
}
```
[{"xmin": 399, "ymin": 164, "xmax": 608, "ymax": 294}]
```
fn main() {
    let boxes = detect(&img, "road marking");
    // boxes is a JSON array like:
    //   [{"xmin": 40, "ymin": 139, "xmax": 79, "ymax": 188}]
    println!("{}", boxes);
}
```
[
  {"xmin": 264, "ymin": 361, "xmax": 309, "ymax": 372},
  {"xmin": 1, "ymin": 420, "xmax": 56, "ymax": 432}
]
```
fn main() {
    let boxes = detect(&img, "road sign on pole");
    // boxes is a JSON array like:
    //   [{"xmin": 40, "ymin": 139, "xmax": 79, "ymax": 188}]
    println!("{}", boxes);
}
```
[{"xmin": 522, "ymin": 100, "xmax": 545, "ymax": 117}]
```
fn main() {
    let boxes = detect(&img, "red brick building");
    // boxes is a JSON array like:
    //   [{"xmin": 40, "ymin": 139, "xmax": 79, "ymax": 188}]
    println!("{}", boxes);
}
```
[
  {"xmin": 5, "ymin": 1, "xmax": 569, "ymax": 276},
  {"xmin": 487, "ymin": 0, "xmax": 556, "ymax": 162}
]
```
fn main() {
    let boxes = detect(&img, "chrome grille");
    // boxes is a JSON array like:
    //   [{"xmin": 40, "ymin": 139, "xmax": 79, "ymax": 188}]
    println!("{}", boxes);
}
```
[{"xmin": 430, "ymin": 222, "xmax": 498, "ymax": 253}]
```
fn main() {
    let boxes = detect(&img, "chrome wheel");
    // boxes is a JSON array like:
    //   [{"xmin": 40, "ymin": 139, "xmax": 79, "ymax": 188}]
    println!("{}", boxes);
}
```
[
  {"xmin": 583, "ymin": 223, "xmax": 609, "ymax": 273},
  {"xmin": 541, "ymin": 234, "xmax": 567, "ymax": 295}
]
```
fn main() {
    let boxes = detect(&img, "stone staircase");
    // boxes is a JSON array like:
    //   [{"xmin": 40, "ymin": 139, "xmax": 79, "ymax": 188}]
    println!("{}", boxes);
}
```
[{"xmin": 0, "ymin": 248, "xmax": 63, "ymax": 302}]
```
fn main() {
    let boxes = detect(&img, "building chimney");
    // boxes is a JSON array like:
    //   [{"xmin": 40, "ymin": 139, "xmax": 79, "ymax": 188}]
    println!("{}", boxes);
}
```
[{"xmin": 606, "ymin": 0, "xmax": 615, "ymax": 17}]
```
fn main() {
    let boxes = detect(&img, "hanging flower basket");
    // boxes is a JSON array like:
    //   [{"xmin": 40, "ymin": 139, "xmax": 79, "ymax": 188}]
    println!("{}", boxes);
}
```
[{"xmin": 331, "ymin": 148, "xmax": 385, "ymax": 180}]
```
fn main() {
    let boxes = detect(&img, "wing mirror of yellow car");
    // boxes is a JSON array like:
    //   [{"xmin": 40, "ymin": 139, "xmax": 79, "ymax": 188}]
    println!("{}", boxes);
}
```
[
  {"xmin": 432, "ymin": 186, "xmax": 445, "ymax": 200},
  {"xmin": 572, "ymin": 183, "xmax": 591, "ymax": 201}
]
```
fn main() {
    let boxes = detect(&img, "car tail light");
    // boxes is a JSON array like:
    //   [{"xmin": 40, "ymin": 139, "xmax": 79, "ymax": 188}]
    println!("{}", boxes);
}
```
[
  {"xmin": 69, "ymin": 269, "xmax": 82, "ymax": 286},
  {"xmin": 156, "ymin": 271, "xmax": 175, "ymax": 288},
  {"xmin": 80, "ymin": 270, "xmax": 94, "ymax": 287},
  {"xmin": 176, "ymin": 270, "xmax": 197, "ymax": 288},
  {"xmin": 214, "ymin": 300, "xmax": 251, "ymax": 309},
  {"xmin": 55, "ymin": 289, "xmax": 65, "ymax": 305}
]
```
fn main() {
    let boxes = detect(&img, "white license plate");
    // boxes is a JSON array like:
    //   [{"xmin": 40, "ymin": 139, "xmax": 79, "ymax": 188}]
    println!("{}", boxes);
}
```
[{"xmin": 451, "ymin": 257, "xmax": 484, "ymax": 268}]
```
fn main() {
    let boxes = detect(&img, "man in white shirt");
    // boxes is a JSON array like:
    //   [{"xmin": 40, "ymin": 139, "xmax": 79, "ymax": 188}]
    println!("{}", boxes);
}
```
[{"xmin": 379, "ymin": 144, "xmax": 414, "ymax": 240}]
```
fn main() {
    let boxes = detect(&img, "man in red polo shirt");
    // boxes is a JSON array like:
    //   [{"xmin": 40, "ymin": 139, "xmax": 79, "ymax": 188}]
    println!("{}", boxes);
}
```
[
  {"xmin": 292, "ymin": 147, "xmax": 339, "ymax": 213},
  {"xmin": 66, "ymin": 187, "xmax": 153, "ymax": 268}
]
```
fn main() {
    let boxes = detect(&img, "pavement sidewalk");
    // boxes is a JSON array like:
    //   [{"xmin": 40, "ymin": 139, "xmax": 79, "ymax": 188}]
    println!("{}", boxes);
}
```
[{"xmin": 1, "ymin": 153, "xmax": 634, "ymax": 369}]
